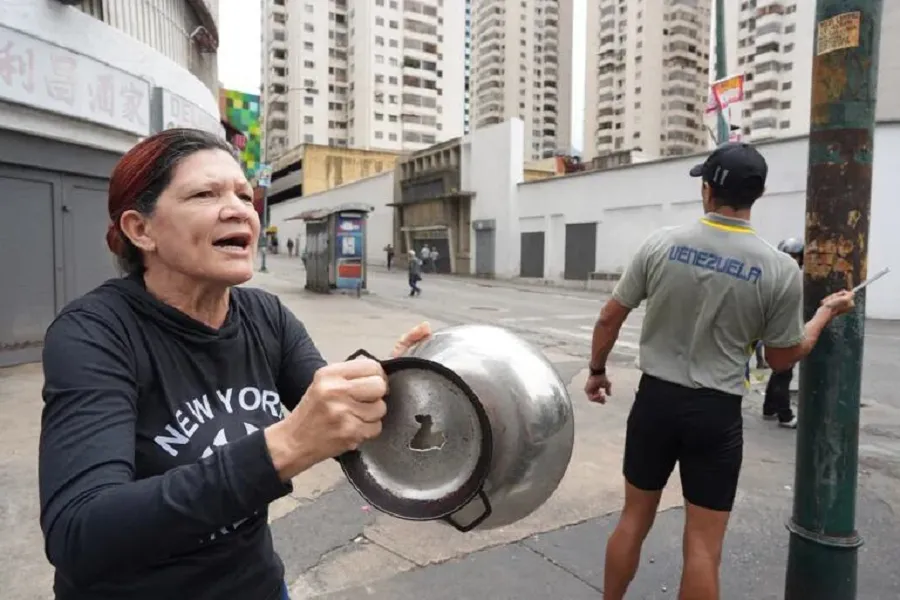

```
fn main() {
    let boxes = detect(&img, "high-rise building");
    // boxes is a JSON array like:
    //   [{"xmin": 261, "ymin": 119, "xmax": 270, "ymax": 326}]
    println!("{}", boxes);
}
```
[
  {"xmin": 261, "ymin": 0, "xmax": 465, "ymax": 160},
  {"xmin": 582, "ymin": 0, "xmax": 712, "ymax": 162},
  {"xmin": 464, "ymin": 0, "xmax": 472, "ymax": 134},
  {"xmin": 719, "ymin": 0, "xmax": 815, "ymax": 142},
  {"xmin": 469, "ymin": 0, "xmax": 575, "ymax": 161}
]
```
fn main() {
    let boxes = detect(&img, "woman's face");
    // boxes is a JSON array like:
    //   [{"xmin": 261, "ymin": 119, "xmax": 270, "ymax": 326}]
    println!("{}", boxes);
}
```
[{"xmin": 121, "ymin": 149, "xmax": 260, "ymax": 285}]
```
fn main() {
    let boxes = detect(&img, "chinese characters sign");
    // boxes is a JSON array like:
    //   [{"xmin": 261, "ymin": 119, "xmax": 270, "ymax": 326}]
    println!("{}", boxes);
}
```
[
  {"xmin": 152, "ymin": 87, "xmax": 223, "ymax": 136},
  {"xmin": 0, "ymin": 26, "xmax": 150, "ymax": 136}
]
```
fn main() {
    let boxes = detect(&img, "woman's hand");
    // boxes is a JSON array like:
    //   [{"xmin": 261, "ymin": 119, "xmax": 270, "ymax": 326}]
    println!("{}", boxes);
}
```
[
  {"xmin": 266, "ymin": 358, "xmax": 389, "ymax": 480},
  {"xmin": 266, "ymin": 321, "xmax": 433, "ymax": 481},
  {"xmin": 390, "ymin": 321, "xmax": 432, "ymax": 357}
]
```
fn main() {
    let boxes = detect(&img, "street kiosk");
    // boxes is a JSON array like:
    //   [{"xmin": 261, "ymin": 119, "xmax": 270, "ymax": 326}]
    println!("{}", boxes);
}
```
[{"xmin": 287, "ymin": 202, "xmax": 372, "ymax": 294}]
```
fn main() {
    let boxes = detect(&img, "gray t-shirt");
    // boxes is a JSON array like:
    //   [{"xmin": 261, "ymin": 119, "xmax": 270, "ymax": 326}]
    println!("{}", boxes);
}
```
[{"xmin": 612, "ymin": 212, "xmax": 805, "ymax": 396}]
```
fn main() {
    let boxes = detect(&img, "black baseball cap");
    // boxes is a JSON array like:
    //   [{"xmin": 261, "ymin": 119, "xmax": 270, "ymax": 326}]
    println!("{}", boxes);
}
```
[{"xmin": 689, "ymin": 142, "xmax": 768, "ymax": 193}]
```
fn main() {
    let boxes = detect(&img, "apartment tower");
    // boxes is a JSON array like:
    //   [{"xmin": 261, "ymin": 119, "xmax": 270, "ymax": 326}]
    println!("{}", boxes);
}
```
[
  {"xmin": 582, "ymin": 0, "xmax": 712, "ymax": 161},
  {"xmin": 261, "ymin": 0, "xmax": 466, "ymax": 159},
  {"xmin": 469, "ymin": 0, "xmax": 575, "ymax": 161}
]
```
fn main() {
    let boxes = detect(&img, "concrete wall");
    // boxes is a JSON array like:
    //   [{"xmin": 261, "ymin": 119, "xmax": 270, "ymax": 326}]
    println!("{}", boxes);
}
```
[{"xmin": 269, "ymin": 171, "xmax": 395, "ymax": 266}]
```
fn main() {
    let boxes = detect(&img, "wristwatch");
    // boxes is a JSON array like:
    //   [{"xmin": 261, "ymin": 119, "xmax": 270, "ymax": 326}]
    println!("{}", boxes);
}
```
[{"xmin": 589, "ymin": 365, "xmax": 606, "ymax": 376}]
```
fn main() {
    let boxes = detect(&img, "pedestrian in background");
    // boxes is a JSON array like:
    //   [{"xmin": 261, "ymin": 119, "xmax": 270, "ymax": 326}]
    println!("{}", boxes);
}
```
[{"xmin": 408, "ymin": 249, "xmax": 422, "ymax": 297}]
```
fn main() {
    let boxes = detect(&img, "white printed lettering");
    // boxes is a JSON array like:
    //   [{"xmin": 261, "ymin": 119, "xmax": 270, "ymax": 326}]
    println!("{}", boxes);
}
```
[
  {"xmin": 245, "ymin": 422, "xmax": 259, "ymax": 434},
  {"xmin": 215, "ymin": 388, "xmax": 234, "ymax": 413},
  {"xmin": 261, "ymin": 390, "xmax": 281, "ymax": 418},
  {"xmin": 238, "ymin": 387, "xmax": 261, "ymax": 411},
  {"xmin": 186, "ymin": 395, "xmax": 214, "ymax": 424},
  {"xmin": 201, "ymin": 428, "xmax": 229, "ymax": 459},
  {"xmin": 175, "ymin": 409, "xmax": 199, "ymax": 438},
  {"xmin": 153, "ymin": 424, "xmax": 191, "ymax": 457}
]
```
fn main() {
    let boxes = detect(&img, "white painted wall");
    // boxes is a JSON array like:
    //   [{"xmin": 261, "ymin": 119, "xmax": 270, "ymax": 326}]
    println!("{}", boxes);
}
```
[
  {"xmin": 513, "ymin": 124, "xmax": 900, "ymax": 320},
  {"xmin": 464, "ymin": 118, "xmax": 525, "ymax": 278},
  {"xmin": 0, "ymin": 0, "xmax": 219, "ymax": 153},
  {"xmin": 268, "ymin": 171, "xmax": 395, "ymax": 267}
]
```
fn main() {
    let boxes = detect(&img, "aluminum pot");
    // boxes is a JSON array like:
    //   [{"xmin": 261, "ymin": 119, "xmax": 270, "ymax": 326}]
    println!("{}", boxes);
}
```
[{"xmin": 338, "ymin": 324, "xmax": 575, "ymax": 532}]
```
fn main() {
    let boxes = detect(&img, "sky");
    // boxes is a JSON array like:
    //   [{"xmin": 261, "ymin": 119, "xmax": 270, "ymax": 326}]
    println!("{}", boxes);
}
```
[{"xmin": 217, "ymin": 0, "xmax": 587, "ymax": 152}]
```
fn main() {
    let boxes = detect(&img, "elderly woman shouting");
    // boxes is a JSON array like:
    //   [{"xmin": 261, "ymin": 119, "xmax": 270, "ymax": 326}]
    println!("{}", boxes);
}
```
[{"xmin": 38, "ymin": 128, "xmax": 430, "ymax": 600}]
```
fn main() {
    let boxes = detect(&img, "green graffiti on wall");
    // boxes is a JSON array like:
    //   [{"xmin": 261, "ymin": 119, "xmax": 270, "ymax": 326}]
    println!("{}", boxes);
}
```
[{"xmin": 221, "ymin": 89, "xmax": 262, "ymax": 178}]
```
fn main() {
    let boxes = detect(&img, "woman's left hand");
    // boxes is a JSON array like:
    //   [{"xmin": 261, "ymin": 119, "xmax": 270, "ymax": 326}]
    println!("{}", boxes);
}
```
[{"xmin": 391, "ymin": 321, "xmax": 432, "ymax": 357}]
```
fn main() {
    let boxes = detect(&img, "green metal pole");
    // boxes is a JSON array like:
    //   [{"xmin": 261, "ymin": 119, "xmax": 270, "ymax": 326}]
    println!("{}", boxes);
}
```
[
  {"xmin": 714, "ymin": 0, "xmax": 730, "ymax": 144},
  {"xmin": 784, "ymin": 2, "xmax": 882, "ymax": 599}
]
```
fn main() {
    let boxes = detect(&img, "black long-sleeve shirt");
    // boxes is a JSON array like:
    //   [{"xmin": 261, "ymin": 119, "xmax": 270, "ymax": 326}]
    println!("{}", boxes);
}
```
[{"xmin": 38, "ymin": 276, "xmax": 327, "ymax": 599}]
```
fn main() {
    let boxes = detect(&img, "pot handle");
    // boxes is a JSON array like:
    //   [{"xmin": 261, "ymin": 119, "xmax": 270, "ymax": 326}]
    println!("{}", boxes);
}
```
[
  {"xmin": 443, "ymin": 490, "xmax": 493, "ymax": 533},
  {"xmin": 347, "ymin": 348, "xmax": 380, "ymax": 362}
]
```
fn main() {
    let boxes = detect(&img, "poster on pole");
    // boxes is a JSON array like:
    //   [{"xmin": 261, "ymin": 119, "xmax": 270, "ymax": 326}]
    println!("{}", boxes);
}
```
[
  {"xmin": 816, "ymin": 12, "xmax": 861, "ymax": 56},
  {"xmin": 705, "ymin": 74, "xmax": 745, "ymax": 114}
]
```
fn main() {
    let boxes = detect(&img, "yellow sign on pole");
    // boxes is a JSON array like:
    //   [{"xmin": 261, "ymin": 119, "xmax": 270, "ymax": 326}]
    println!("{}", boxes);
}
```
[{"xmin": 816, "ymin": 11, "xmax": 861, "ymax": 56}]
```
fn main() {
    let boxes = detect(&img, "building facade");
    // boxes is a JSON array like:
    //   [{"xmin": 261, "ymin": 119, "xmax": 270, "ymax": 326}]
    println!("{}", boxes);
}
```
[
  {"xmin": 464, "ymin": 0, "xmax": 472, "ymax": 134},
  {"xmin": 260, "ymin": 0, "xmax": 465, "ymax": 160},
  {"xmin": 391, "ymin": 139, "xmax": 473, "ymax": 274},
  {"xmin": 719, "ymin": 0, "xmax": 900, "ymax": 143},
  {"xmin": 0, "ymin": 0, "xmax": 221, "ymax": 367},
  {"xmin": 266, "ymin": 143, "xmax": 402, "ymax": 207},
  {"xmin": 469, "ymin": 0, "xmax": 574, "ymax": 161},
  {"xmin": 582, "ymin": 0, "xmax": 712, "ymax": 162},
  {"xmin": 219, "ymin": 88, "xmax": 262, "ymax": 178}
]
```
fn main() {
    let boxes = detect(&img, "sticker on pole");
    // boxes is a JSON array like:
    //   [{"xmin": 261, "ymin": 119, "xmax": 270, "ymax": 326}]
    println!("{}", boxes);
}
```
[{"xmin": 816, "ymin": 11, "xmax": 861, "ymax": 56}]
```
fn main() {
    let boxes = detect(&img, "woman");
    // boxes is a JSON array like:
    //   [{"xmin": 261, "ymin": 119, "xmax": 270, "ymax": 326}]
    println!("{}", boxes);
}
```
[{"xmin": 38, "ymin": 128, "xmax": 429, "ymax": 600}]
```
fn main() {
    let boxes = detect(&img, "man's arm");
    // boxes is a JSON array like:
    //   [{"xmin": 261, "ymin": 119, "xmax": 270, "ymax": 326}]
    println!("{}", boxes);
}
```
[
  {"xmin": 762, "ymin": 266, "xmax": 843, "ymax": 372},
  {"xmin": 590, "ymin": 298, "xmax": 633, "ymax": 371}
]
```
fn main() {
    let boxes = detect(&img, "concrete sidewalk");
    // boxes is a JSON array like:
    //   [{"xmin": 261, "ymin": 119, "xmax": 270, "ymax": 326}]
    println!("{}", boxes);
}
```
[{"xmin": 314, "ymin": 480, "xmax": 900, "ymax": 600}]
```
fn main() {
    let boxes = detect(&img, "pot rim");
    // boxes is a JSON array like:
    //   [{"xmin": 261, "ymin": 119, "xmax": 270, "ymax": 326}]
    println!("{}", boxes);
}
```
[{"xmin": 338, "ymin": 350, "xmax": 494, "ymax": 522}]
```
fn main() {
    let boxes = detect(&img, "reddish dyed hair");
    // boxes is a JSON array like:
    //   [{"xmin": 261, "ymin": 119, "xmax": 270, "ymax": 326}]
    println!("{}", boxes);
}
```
[{"xmin": 106, "ymin": 128, "xmax": 236, "ymax": 274}]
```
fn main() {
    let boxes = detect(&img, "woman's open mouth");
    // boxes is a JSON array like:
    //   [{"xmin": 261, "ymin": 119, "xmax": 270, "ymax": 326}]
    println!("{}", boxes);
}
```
[{"xmin": 212, "ymin": 233, "xmax": 252, "ymax": 254}]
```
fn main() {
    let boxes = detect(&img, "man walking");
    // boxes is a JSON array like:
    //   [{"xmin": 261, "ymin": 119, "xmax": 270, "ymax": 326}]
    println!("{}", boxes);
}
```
[
  {"xmin": 584, "ymin": 142, "xmax": 855, "ymax": 600},
  {"xmin": 407, "ymin": 249, "xmax": 422, "ymax": 297}
]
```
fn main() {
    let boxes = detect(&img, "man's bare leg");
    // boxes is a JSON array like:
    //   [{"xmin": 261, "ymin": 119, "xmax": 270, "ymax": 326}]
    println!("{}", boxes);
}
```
[
  {"xmin": 603, "ymin": 481, "xmax": 664, "ymax": 600},
  {"xmin": 678, "ymin": 501, "xmax": 731, "ymax": 600}
]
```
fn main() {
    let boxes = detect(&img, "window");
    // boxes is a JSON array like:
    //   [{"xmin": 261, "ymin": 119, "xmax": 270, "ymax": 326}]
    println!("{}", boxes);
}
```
[
  {"xmin": 304, "ymin": 41, "xmax": 313, "ymax": 51},
  {"xmin": 304, "ymin": 3, "xmax": 313, "ymax": 12},
  {"xmin": 375, "ymin": 112, "xmax": 384, "ymax": 120},
  {"xmin": 375, "ymin": 131, "xmax": 384, "ymax": 139},
  {"xmin": 304, "ymin": 134, "xmax": 314, "ymax": 142},
  {"xmin": 304, "ymin": 60, "xmax": 314, "ymax": 68},
  {"xmin": 389, "ymin": 133, "xmax": 397, "ymax": 141},
  {"xmin": 304, "ymin": 97, "xmax": 313, "ymax": 106},
  {"xmin": 304, "ymin": 116, "xmax": 313, "ymax": 124},
  {"xmin": 304, "ymin": 23, "xmax": 314, "ymax": 32},
  {"xmin": 376, "ymin": 17, "xmax": 384, "ymax": 26}
]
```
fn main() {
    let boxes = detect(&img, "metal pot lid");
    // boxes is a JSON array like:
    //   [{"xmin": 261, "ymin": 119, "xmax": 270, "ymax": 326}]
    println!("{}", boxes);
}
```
[{"xmin": 339, "ymin": 356, "xmax": 493, "ymax": 521}]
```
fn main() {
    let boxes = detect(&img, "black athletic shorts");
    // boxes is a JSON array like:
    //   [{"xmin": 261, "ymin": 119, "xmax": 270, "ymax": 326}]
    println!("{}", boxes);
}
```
[{"xmin": 623, "ymin": 374, "xmax": 744, "ymax": 512}]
